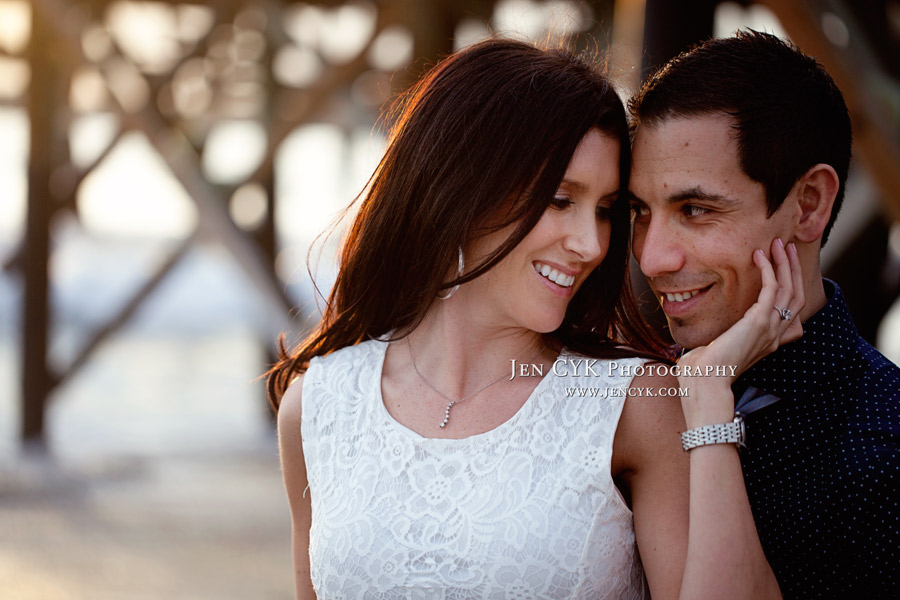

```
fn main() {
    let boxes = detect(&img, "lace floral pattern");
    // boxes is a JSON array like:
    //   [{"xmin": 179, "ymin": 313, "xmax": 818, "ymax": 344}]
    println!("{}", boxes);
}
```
[{"xmin": 301, "ymin": 340, "xmax": 648, "ymax": 599}]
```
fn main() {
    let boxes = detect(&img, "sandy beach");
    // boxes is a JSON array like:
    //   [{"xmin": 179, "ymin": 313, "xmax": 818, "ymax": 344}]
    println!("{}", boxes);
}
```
[{"xmin": 1, "ymin": 235, "xmax": 295, "ymax": 599}]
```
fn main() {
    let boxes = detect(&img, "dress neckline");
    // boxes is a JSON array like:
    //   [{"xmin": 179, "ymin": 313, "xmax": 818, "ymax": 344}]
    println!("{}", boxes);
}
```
[{"xmin": 371, "ymin": 339, "xmax": 557, "ymax": 442}]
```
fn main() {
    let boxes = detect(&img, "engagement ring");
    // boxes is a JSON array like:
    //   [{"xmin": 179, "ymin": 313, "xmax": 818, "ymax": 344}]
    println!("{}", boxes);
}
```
[{"xmin": 773, "ymin": 306, "xmax": 792, "ymax": 321}]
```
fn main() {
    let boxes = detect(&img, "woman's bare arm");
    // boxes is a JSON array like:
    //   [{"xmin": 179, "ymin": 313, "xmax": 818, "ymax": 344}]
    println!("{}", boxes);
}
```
[
  {"xmin": 277, "ymin": 376, "xmax": 317, "ymax": 600},
  {"xmin": 614, "ymin": 371, "xmax": 689, "ymax": 599},
  {"xmin": 619, "ymin": 367, "xmax": 780, "ymax": 599},
  {"xmin": 673, "ymin": 240, "xmax": 805, "ymax": 599}
]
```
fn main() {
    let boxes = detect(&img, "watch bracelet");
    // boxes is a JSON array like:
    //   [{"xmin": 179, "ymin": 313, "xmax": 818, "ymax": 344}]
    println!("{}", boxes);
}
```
[{"xmin": 680, "ymin": 421, "xmax": 744, "ymax": 452}]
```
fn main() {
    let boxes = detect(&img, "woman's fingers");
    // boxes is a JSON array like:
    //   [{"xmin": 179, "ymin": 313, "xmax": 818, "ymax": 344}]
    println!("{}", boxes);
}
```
[
  {"xmin": 783, "ymin": 242, "xmax": 805, "ymax": 342},
  {"xmin": 769, "ymin": 238, "xmax": 795, "ymax": 330},
  {"xmin": 788, "ymin": 242, "xmax": 804, "ymax": 308},
  {"xmin": 748, "ymin": 238, "xmax": 804, "ymax": 352},
  {"xmin": 681, "ymin": 240, "xmax": 805, "ymax": 382},
  {"xmin": 771, "ymin": 238, "xmax": 793, "ymax": 302},
  {"xmin": 753, "ymin": 248, "xmax": 778, "ymax": 314},
  {"xmin": 756, "ymin": 238, "xmax": 803, "ymax": 346}
]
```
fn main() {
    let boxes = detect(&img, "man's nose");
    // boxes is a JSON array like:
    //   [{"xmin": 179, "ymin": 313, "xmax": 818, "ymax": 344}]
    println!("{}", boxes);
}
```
[{"xmin": 632, "ymin": 217, "xmax": 685, "ymax": 278}]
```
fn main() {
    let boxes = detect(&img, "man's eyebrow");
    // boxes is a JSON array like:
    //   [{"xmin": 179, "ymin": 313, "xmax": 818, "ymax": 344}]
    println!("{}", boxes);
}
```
[{"xmin": 669, "ymin": 186, "xmax": 739, "ymax": 206}]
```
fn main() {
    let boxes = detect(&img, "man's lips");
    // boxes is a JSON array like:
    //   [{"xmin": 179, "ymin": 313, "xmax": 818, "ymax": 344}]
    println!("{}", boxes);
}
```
[{"xmin": 655, "ymin": 284, "xmax": 713, "ymax": 315}]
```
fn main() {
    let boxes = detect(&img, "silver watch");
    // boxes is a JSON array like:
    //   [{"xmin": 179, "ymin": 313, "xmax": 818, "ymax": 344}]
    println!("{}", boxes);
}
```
[{"xmin": 680, "ymin": 414, "xmax": 746, "ymax": 452}]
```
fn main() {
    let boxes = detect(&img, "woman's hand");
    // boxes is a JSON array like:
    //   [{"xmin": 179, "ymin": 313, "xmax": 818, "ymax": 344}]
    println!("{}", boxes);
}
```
[
  {"xmin": 674, "ymin": 238, "xmax": 794, "ymax": 599},
  {"xmin": 677, "ymin": 238, "xmax": 804, "ymax": 428}
]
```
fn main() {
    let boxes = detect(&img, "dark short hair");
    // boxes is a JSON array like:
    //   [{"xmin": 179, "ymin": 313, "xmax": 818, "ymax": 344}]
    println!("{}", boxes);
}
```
[
  {"xmin": 629, "ymin": 30, "xmax": 851, "ymax": 245},
  {"xmin": 267, "ymin": 38, "xmax": 667, "ymax": 409}
]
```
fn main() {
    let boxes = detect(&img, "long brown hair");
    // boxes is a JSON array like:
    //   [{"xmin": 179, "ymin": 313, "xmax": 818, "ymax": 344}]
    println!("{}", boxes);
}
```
[{"xmin": 267, "ymin": 38, "xmax": 667, "ymax": 411}]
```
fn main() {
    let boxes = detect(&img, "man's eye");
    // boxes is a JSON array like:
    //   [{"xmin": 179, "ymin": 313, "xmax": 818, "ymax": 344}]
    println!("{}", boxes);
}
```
[
  {"xmin": 550, "ymin": 196, "xmax": 572, "ymax": 209},
  {"xmin": 683, "ymin": 204, "xmax": 710, "ymax": 217}
]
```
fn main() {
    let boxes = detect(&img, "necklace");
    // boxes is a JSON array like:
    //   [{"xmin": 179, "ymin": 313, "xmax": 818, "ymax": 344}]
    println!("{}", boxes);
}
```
[{"xmin": 407, "ymin": 337, "xmax": 546, "ymax": 428}]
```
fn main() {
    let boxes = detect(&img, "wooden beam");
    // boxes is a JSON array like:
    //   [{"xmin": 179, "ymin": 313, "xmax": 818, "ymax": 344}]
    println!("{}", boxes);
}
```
[
  {"xmin": 32, "ymin": 0, "xmax": 296, "ymax": 339},
  {"xmin": 21, "ymin": 2, "xmax": 56, "ymax": 450},
  {"xmin": 52, "ymin": 234, "xmax": 196, "ymax": 389}
]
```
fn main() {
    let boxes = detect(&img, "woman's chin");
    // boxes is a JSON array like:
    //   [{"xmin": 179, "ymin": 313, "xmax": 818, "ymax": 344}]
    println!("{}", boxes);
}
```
[{"xmin": 522, "ymin": 313, "xmax": 566, "ymax": 335}]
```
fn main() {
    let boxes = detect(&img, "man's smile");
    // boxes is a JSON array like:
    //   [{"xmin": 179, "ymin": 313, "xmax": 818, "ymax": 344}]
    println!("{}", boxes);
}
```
[{"xmin": 653, "ymin": 284, "xmax": 714, "ymax": 317}]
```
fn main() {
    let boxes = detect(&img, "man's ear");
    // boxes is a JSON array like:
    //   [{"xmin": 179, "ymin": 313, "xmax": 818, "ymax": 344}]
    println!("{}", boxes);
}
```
[{"xmin": 792, "ymin": 163, "xmax": 839, "ymax": 243}]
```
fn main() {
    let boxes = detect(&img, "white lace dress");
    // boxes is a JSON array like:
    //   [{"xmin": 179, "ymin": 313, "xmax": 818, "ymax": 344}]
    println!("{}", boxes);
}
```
[{"xmin": 300, "ymin": 339, "xmax": 649, "ymax": 599}]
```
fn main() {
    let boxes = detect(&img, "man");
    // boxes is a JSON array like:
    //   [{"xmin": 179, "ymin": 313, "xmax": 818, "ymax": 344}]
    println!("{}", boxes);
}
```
[{"xmin": 628, "ymin": 30, "xmax": 900, "ymax": 597}]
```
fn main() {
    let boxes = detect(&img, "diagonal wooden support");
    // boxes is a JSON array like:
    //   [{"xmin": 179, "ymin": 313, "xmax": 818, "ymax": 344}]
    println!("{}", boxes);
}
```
[
  {"xmin": 50, "ymin": 233, "xmax": 196, "ymax": 389},
  {"xmin": 31, "ymin": 0, "xmax": 296, "ymax": 339},
  {"xmin": 3, "ymin": 126, "xmax": 125, "ymax": 274},
  {"xmin": 121, "ymin": 109, "xmax": 295, "ymax": 334},
  {"xmin": 16, "ymin": 0, "xmax": 516, "ymax": 451}
]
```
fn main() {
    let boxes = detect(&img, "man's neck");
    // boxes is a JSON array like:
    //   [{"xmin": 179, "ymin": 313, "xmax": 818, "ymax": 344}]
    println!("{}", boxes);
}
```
[
  {"xmin": 799, "ymin": 274, "xmax": 827, "ymax": 323},
  {"xmin": 794, "ymin": 242, "xmax": 828, "ymax": 322}
]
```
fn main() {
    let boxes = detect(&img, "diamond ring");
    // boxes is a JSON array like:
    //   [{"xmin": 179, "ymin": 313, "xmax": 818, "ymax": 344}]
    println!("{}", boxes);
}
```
[{"xmin": 773, "ymin": 306, "xmax": 792, "ymax": 321}]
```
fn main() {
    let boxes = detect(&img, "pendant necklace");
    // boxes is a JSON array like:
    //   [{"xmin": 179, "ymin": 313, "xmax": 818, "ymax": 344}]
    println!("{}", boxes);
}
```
[{"xmin": 407, "ymin": 337, "xmax": 546, "ymax": 428}]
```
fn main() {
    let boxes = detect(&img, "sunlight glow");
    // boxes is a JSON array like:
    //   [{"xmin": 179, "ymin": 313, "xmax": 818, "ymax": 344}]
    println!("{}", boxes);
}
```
[
  {"xmin": 714, "ymin": 2, "xmax": 787, "ymax": 39},
  {"xmin": 230, "ymin": 182, "xmax": 268, "ymax": 231},
  {"xmin": 273, "ymin": 44, "xmax": 323, "ymax": 88},
  {"xmin": 0, "ymin": 0, "xmax": 30, "ymax": 54},
  {"xmin": 202, "ymin": 120, "xmax": 267, "ymax": 185},
  {"xmin": 276, "ymin": 124, "xmax": 345, "ymax": 243},
  {"xmin": 493, "ymin": 0, "xmax": 587, "ymax": 41},
  {"xmin": 69, "ymin": 113, "xmax": 119, "ymax": 169},
  {"xmin": 0, "ymin": 57, "xmax": 28, "ymax": 99},
  {"xmin": 454, "ymin": 18, "xmax": 491, "ymax": 51},
  {"xmin": 284, "ymin": 1, "xmax": 377, "ymax": 65},
  {"xmin": 69, "ymin": 67, "xmax": 109, "ymax": 112},
  {"xmin": 106, "ymin": 1, "xmax": 182, "ymax": 74},
  {"xmin": 0, "ymin": 108, "xmax": 27, "ymax": 238},
  {"xmin": 275, "ymin": 123, "xmax": 385, "ymax": 243},
  {"xmin": 78, "ymin": 132, "xmax": 197, "ymax": 238},
  {"xmin": 368, "ymin": 25, "xmax": 413, "ymax": 72}
]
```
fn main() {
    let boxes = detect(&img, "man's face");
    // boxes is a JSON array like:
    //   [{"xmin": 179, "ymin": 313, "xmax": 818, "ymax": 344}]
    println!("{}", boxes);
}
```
[{"xmin": 630, "ymin": 114, "xmax": 794, "ymax": 349}]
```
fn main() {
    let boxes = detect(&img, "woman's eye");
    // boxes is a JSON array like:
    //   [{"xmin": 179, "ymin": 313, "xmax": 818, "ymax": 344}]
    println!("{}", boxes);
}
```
[
  {"xmin": 550, "ymin": 196, "xmax": 572, "ymax": 209},
  {"xmin": 683, "ymin": 204, "xmax": 710, "ymax": 217},
  {"xmin": 595, "ymin": 205, "xmax": 611, "ymax": 220}
]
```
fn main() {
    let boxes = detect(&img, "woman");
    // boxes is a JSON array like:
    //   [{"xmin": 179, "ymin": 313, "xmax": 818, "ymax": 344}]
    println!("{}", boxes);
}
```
[{"xmin": 269, "ymin": 38, "xmax": 792, "ymax": 598}]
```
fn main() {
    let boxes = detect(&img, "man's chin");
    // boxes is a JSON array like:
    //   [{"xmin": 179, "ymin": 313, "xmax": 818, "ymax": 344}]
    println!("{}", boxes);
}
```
[{"xmin": 668, "ymin": 319, "xmax": 725, "ymax": 350}]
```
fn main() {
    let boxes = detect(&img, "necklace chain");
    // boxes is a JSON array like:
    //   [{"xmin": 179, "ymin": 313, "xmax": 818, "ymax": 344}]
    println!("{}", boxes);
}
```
[{"xmin": 407, "ymin": 337, "xmax": 546, "ymax": 428}]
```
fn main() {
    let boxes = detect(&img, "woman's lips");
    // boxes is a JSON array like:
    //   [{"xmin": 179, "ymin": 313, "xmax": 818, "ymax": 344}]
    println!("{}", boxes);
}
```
[{"xmin": 533, "ymin": 262, "xmax": 577, "ymax": 297}]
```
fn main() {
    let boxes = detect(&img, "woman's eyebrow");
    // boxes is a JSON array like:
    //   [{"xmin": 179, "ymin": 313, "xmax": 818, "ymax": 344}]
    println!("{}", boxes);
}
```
[{"xmin": 559, "ymin": 178, "xmax": 588, "ymax": 192}]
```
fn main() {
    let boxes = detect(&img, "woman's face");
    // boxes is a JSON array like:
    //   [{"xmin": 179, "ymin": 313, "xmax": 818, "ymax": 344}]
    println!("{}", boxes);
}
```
[{"xmin": 463, "ymin": 129, "xmax": 620, "ymax": 333}]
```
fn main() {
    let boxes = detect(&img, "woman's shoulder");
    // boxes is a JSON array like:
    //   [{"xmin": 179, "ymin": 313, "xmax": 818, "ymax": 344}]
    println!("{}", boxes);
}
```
[
  {"xmin": 309, "ymin": 338, "xmax": 387, "ymax": 373},
  {"xmin": 611, "ymin": 365, "xmax": 686, "ymax": 480},
  {"xmin": 299, "ymin": 339, "xmax": 387, "ymax": 416},
  {"xmin": 278, "ymin": 373, "xmax": 305, "ymax": 446}
]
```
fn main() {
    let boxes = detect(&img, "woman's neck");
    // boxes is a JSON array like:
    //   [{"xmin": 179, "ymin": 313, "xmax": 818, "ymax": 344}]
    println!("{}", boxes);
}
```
[{"xmin": 403, "ymin": 296, "xmax": 547, "ymax": 399}]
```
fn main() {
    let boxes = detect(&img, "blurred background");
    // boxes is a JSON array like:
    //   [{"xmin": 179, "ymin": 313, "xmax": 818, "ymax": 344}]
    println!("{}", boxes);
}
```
[{"xmin": 1, "ymin": 0, "xmax": 899, "ymax": 598}]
